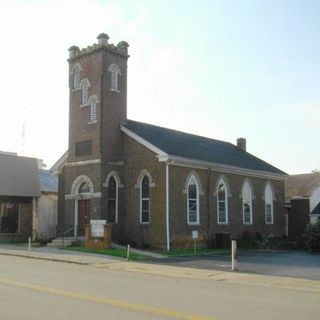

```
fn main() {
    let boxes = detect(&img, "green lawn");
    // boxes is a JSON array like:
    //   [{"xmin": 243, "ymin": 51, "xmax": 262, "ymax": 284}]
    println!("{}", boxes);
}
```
[
  {"xmin": 61, "ymin": 246, "xmax": 151, "ymax": 260},
  {"xmin": 162, "ymin": 248, "xmax": 230, "ymax": 257}
]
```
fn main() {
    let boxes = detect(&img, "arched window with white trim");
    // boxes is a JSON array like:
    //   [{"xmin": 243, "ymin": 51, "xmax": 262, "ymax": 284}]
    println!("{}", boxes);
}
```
[
  {"xmin": 242, "ymin": 181, "xmax": 253, "ymax": 224},
  {"xmin": 80, "ymin": 78, "xmax": 90, "ymax": 105},
  {"xmin": 187, "ymin": 176, "xmax": 200, "ymax": 224},
  {"xmin": 265, "ymin": 183, "xmax": 274, "ymax": 224},
  {"xmin": 217, "ymin": 179, "xmax": 228, "ymax": 224},
  {"xmin": 107, "ymin": 176, "xmax": 118, "ymax": 223},
  {"xmin": 71, "ymin": 63, "xmax": 82, "ymax": 89},
  {"xmin": 140, "ymin": 174, "xmax": 150, "ymax": 223},
  {"xmin": 108, "ymin": 64, "xmax": 121, "ymax": 92}
]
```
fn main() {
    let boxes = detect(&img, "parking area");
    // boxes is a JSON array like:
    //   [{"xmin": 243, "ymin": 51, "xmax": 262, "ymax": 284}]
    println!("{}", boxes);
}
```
[{"xmin": 156, "ymin": 251, "xmax": 320, "ymax": 280}]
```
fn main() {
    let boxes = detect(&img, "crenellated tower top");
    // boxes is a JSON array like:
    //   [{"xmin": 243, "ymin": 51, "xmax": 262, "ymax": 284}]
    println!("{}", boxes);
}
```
[{"xmin": 68, "ymin": 33, "xmax": 129, "ymax": 60}]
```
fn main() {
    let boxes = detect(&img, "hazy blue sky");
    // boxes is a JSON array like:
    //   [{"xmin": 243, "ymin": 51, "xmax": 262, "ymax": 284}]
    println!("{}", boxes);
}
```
[{"xmin": 0, "ymin": 0, "xmax": 319, "ymax": 174}]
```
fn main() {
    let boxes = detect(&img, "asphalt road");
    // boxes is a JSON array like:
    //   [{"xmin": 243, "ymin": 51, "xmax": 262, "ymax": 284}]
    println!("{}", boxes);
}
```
[
  {"xmin": 158, "ymin": 250, "xmax": 320, "ymax": 280},
  {"xmin": 0, "ymin": 255, "xmax": 319, "ymax": 320}
]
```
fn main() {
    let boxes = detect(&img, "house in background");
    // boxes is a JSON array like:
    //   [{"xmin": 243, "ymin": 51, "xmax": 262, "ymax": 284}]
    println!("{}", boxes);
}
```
[
  {"xmin": 36, "ymin": 169, "xmax": 58, "ymax": 240},
  {"xmin": 0, "ymin": 152, "xmax": 40, "ymax": 241},
  {"xmin": 285, "ymin": 172, "xmax": 320, "ymax": 240},
  {"xmin": 0, "ymin": 152, "xmax": 58, "ymax": 242}
]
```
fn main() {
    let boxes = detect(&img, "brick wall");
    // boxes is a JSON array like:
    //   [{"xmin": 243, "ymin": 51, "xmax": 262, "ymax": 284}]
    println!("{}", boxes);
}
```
[
  {"xmin": 122, "ymin": 136, "xmax": 285, "ymax": 249},
  {"xmin": 169, "ymin": 166, "xmax": 285, "ymax": 248},
  {"xmin": 123, "ymin": 135, "xmax": 166, "ymax": 248}
]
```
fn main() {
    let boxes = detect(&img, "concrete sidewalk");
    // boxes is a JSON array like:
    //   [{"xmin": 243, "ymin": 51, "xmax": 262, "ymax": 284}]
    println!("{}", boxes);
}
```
[{"xmin": 0, "ymin": 244, "xmax": 121, "ymax": 265}]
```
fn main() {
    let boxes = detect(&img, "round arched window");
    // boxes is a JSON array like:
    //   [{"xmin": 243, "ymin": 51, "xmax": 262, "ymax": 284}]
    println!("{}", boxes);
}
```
[{"xmin": 78, "ymin": 182, "xmax": 90, "ymax": 193}]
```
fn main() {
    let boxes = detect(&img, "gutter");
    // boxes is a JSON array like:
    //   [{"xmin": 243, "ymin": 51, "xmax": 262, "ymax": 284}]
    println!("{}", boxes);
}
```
[{"xmin": 165, "ymin": 162, "xmax": 170, "ymax": 251}]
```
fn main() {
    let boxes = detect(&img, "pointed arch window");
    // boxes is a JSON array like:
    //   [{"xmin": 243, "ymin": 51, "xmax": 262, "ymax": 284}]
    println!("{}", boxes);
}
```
[
  {"xmin": 242, "ymin": 182, "xmax": 253, "ymax": 224},
  {"xmin": 265, "ymin": 183, "xmax": 274, "ymax": 224},
  {"xmin": 72, "ymin": 64, "xmax": 82, "ymax": 89},
  {"xmin": 140, "ymin": 175, "xmax": 150, "ymax": 223},
  {"xmin": 187, "ymin": 176, "xmax": 200, "ymax": 224},
  {"xmin": 81, "ymin": 78, "xmax": 90, "ymax": 105},
  {"xmin": 217, "ymin": 179, "xmax": 228, "ymax": 224},
  {"xmin": 108, "ymin": 176, "xmax": 118, "ymax": 223},
  {"xmin": 108, "ymin": 64, "xmax": 121, "ymax": 92}
]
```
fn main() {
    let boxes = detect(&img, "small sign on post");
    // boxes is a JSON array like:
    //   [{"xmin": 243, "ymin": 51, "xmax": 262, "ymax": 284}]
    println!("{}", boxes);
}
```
[
  {"xmin": 231, "ymin": 240, "xmax": 237, "ymax": 271},
  {"xmin": 192, "ymin": 230, "xmax": 198, "ymax": 254}
]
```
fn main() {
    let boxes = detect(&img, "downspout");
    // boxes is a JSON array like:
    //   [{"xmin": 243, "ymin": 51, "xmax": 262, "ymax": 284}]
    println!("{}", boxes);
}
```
[{"xmin": 165, "ymin": 162, "xmax": 170, "ymax": 251}]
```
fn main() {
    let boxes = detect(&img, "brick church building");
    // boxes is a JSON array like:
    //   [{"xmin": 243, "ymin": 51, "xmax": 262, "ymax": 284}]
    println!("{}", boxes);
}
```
[{"xmin": 58, "ymin": 33, "xmax": 287, "ymax": 250}]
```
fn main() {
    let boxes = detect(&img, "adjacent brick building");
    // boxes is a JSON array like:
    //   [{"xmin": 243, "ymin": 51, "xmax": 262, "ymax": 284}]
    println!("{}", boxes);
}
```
[{"xmin": 58, "ymin": 33, "xmax": 287, "ymax": 250}]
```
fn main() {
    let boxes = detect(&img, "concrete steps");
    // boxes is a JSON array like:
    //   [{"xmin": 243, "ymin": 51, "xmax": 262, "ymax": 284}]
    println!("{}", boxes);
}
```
[{"xmin": 46, "ymin": 237, "xmax": 75, "ymax": 247}]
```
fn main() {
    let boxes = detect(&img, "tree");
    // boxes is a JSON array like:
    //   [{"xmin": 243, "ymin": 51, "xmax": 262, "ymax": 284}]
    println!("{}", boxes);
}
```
[{"xmin": 306, "ymin": 221, "xmax": 320, "ymax": 252}]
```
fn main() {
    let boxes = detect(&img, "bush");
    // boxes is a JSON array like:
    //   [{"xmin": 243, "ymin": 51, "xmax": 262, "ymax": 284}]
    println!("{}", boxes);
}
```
[
  {"xmin": 306, "ymin": 221, "xmax": 320, "ymax": 252},
  {"xmin": 238, "ymin": 231, "xmax": 261, "ymax": 249}
]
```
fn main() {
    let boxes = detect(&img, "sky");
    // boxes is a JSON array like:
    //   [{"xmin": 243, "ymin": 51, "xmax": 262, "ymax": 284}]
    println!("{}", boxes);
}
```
[{"xmin": 0, "ymin": 0, "xmax": 319, "ymax": 174}]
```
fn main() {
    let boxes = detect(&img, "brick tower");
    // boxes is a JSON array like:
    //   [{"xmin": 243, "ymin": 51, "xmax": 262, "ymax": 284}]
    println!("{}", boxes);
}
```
[{"xmin": 58, "ymin": 34, "xmax": 129, "ymax": 237}]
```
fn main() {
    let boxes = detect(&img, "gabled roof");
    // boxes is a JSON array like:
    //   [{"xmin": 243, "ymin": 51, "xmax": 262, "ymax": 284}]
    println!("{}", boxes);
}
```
[
  {"xmin": 121, "ymin": 119, "xmax": 286, "ymax": 176},
  {"xmin": 50, "ymin": 150, "xmax": 68, "ymax": 174},
  {"xmin": 38, "ymin": 170, "xmax": 58, "ymax": 193},
  {"xmin": 285, "ymin": 172, "xmax": 320, "ymax": 199},
  {"xmin": 0, "ymin": 153, "xmax": 41, "ymax": 197}
]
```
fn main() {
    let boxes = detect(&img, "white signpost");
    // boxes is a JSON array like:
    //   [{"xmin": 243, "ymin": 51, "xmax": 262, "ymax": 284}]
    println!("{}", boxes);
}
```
[
  {"xmin": 192, "ymin": 230, "xmax": 199, "ymax": 254},
  {"xmin": 90, "ymin": 220, "xmax": 106, "ymax": 238}
]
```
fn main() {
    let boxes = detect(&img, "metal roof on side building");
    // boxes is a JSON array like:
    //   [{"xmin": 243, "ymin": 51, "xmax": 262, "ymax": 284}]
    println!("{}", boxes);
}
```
[{"xmin": 38, "ymin": 169, "xmax": 58, "ymax": 193}]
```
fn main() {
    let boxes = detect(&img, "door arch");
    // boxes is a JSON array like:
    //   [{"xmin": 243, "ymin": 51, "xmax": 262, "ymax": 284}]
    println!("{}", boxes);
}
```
[{"xmin": 71, "ymin": 176, "xmax": 94, "ymax": 237}]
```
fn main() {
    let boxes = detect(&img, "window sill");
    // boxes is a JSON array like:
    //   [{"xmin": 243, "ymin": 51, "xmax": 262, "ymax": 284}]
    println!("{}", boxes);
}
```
[
  {"xmin": 80, "ymin": 103, "xmax": 90, "ymax": 108},
  {"xmin": 140, "ymin": 222, "xmax": 150, "ymax": 225},
  {"xmin": 110, "ymin": 88, "xmax": 120, "ymax": 93},
  {"xmin": 187, "ymin": 222, "xmax": 200, "ymax": 226},
  {"xmin": 243, "ymin": 222, "xmax": 253, "ymax": 225},
  {"xmin": 217, "ymin": 222, "xmax": 229, "ymax": 225},
  {"xmin": 88, "ymin": 120, "xmax": 98, "ymax": 125}
]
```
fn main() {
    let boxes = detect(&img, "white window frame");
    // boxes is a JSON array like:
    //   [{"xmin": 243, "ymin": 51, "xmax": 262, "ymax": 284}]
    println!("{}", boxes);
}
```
[
  {"xmin": 107, "ymin": 175, "xmax": 118, "ymax": 224},
  {"xmin": 217, "ymin": 179, "xmax": 228, "ymax": 224},
  {"xmin": 265, "ymin": 183, "xmax": 274, "ymax": 224},
  {"xmin": 89, "ymin": 99, "xmax": 97, "ymax": 123},
  {"xmin": 71, "ymin": 63, "xmax": 82, "ymax": 90},
  {"xmin": 140, "ymin": 174, "xmax": 150, "ymax": 224},
  {"xmin": 80, "ymin": 78, "xmax": 90, "ymax": 106},
  {"xmin": 187, "ymin": 176, "xmax": 200, "ymax": 225},
  {"xmin": 108, "ymin": 64, "xmax": 121, "ymax": 92},
  {"xmin": 242, "ymin": 182, "xmax": 253, "ymax": 225}
]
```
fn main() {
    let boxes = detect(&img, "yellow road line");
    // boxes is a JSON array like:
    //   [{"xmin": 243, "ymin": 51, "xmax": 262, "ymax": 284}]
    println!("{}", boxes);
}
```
[{"xmin": 0, "ymin": 277, "xmax": 218, "ymax": 320}]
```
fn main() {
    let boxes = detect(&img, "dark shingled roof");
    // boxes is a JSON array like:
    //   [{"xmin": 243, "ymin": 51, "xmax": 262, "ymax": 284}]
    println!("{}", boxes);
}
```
[
  {"xmin": 38, "ymin": 170, "xmax": 58, "ymax": 193},
  {"xmin": 123, "ymin": 120, "xmax": 286, "ymax": 175},
  {"xmin": 0, "ymin": 153, "xmax": 41, "ymax": 197}
]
